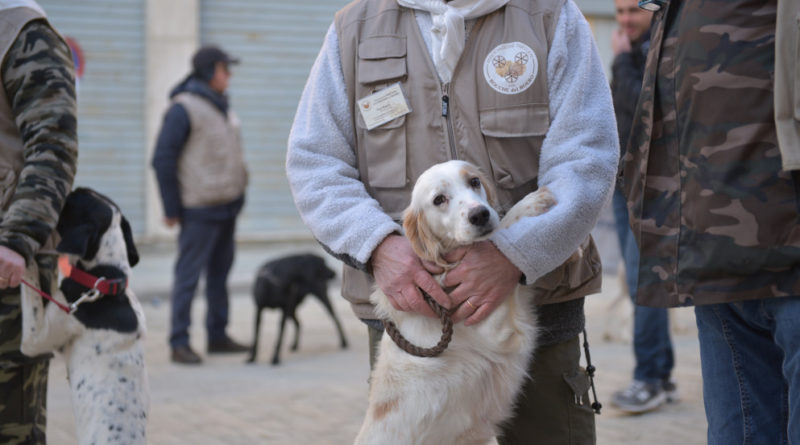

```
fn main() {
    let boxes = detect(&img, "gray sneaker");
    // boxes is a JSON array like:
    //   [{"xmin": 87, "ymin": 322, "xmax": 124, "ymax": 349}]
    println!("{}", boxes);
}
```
[{"xmin": 611, "ymin": 380, "xmax": 668, "ymax": 413}]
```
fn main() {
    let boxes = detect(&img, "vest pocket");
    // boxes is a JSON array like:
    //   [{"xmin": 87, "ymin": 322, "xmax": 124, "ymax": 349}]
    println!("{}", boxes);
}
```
[
  {"xmin": 358, "ymin": 36, "xmax": 407, "ymax": 85},
  {"xmin": 479, "ymin": 103, "xmax": 549, "ymax": 189},
  {"xmin": 355, "ymin": 37, "xmax": 409, "ymax": 189},
  {"xmin": 532, "ymin": 236, "xmax": 602, "ymax": 303},
  {"xmin": 355, "ymin": 112, "xmax": 407, "ymax": 188}
]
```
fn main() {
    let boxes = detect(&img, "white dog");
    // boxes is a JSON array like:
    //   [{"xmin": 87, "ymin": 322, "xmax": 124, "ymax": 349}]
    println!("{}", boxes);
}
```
[
  {"xmin": 20, "ymin": 187, "xmax": 149, "ymax": 445},
  {"xmin": 355, "ymin": 160, "xmax": 556, "ymax": 445}
]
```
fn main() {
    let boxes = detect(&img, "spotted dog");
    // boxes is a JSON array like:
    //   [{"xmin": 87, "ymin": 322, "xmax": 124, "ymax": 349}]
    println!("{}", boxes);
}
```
[
  {"xmin": 20, "ymin": 187, "xmax": 149, "ymax": 445},
  {"xmin": 355, "ymin": 160, "xmax": 556, "ymax": 445}
]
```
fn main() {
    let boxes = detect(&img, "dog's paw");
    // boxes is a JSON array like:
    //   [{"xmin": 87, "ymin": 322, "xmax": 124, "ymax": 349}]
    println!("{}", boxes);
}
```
[{"xmin": 245, "ymin": 355, "xmax": 256, "ymax": 364}]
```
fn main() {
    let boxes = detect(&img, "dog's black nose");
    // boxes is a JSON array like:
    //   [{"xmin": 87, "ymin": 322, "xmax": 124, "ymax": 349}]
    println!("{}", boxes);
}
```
[{"xmin": 468, "ymin": 206, "xmax": 490, "ymax": 227}]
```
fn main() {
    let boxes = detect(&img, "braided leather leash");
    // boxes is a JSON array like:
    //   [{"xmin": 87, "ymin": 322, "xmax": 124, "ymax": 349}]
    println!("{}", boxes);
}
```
[{"xmin": 383, "ymin": 291, "xmax": 453, "ymax": 357}]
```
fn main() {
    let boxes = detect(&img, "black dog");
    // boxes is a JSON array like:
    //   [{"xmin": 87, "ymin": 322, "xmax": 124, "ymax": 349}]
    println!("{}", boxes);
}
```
[{"xmin": 247, "ymin": 253, "xmax": 348, "ymax": 365}]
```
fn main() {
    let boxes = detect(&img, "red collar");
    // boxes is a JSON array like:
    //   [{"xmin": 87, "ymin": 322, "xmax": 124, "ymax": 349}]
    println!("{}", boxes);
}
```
[{"xmin": 59, "ymin": 257, "xmax": 128, "ymax": 297}]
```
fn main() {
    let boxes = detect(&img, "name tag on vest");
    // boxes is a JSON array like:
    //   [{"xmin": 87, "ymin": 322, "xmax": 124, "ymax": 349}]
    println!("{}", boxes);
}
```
[{"xmin": 357, "ymin": 83, "xmax": 411, "ymax": 130}]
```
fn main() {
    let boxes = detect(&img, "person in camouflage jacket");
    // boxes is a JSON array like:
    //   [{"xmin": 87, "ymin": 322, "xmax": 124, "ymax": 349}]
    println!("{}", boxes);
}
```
[
  {"xmin": 0, "ymin": 2, "xmax": 78, "ymax": 443},
  {"xmin": 621, "ymin": 0, "xmax": 800, "ymax": 442}
]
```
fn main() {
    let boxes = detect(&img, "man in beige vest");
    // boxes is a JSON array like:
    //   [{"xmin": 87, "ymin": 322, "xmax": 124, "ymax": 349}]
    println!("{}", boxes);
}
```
[
  {"xmin": 152, "ymin": 45, "xmax": 249, "ymax": 365},
  {"xmin": 0, "ymin": 0, "xmax": 78, "ymax": 442},
  {"xmin": 286, "ymin": 0, "xmax": 619, "ymax": 442}
]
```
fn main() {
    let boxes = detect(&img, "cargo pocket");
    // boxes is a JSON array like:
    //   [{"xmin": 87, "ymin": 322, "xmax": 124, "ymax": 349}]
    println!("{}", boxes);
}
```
[
  {"xmin": 479, "ymin": 103, "xmax": 549, "ymax": 189},
  {"xmin": 563, "ymin": 367, "xmax": 596, "ymax": 444},
  {"xmin": 356, "ymin": 36, "xmax": 408, "ymax": 188},
  {"xmin": 533, "ymin": 236, "xmax": 602, "ymax": 304}
]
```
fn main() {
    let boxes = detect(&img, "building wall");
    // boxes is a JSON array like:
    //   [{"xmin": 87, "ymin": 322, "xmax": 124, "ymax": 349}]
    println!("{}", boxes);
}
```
[
  {"xmin": 38, "ymin": 0, "xmax": 148, "ymax": 234},
  {"xmin": 199, "ymin": 0, "xmax": 349, "ymax": 240},
  {"xmin": 35, "ymin": 0, "xmax": 618, "ymax": 242}
]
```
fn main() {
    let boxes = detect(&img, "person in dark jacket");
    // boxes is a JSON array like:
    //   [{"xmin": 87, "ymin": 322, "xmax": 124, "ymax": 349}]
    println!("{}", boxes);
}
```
[
  {"xmin": 152, "ymin": 45, "xmax": 249, "ymax": 365},
  {"xmin": 623, "ymin": 0, "xmax": 800, "ymax": 441},
  {"xmin": 607, "ymin": 0, "xmax": 677, "ymax": 414}
]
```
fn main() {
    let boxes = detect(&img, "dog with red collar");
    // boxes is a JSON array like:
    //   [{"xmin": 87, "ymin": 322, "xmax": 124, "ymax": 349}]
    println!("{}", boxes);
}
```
[{"xmin": 20, "ymin": 187, "xmax": 149, "ymax": 445}]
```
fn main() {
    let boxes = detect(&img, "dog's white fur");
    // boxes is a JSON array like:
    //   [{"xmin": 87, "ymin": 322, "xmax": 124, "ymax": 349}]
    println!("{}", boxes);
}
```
[
  {"xmin": 355, "ymin": 160, "xmax": 556, "ymax": 445},
  {"xmin": 20, "ymin": 196, "xmax": 149, "ymax": 445}
]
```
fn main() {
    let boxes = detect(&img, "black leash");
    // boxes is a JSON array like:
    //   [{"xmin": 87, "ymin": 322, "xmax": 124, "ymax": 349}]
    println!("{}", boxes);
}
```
[{"xmin": 582, "ymin": 328, "xmax": 602, "ymax": 414}]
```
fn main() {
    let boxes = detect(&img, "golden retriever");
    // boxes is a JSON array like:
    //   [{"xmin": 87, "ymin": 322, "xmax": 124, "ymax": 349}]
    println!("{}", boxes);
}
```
[{"xmin": 355, "ymin": 160, "xmax": 555, "ymax": 445}]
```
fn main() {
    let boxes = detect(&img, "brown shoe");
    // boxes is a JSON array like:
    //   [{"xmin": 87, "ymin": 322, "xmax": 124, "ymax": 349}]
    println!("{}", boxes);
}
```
[
  {"xmin": 171, "ymin": 345, "xmax": 202, "ymax": 364},
  {"xmin": 207, "ymin": 336, "xmax": 249, "ymax": 354}
]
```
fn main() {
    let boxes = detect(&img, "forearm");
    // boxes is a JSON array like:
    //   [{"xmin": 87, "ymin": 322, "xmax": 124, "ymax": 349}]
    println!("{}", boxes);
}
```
[
  {"xmin": 0, "ymin": 20, "xmax": 77, "ymax": 263},
  {"xmin": 490, "ymin": 0, "xmax": 619, "ymax": 282},
  {"xmin": 151, "ymin": 104, "xmax": 190, "ymax": 218},
  {"xmin": 286, "ymin": 24, "xmax": 399, "ymax": 271}
]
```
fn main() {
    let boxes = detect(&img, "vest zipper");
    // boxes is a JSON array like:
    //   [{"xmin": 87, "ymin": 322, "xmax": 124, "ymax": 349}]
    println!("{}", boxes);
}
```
[{"xmin": 442, "ymin": 83, "xmax": 458, "ymax": 160}]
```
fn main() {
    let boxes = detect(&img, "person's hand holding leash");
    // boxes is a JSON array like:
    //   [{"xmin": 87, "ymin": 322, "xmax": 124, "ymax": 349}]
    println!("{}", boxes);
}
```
[
  {"xmin": 372, "ymin": 234, "xmax": 449, "ymax": 318},
  {"xmin": 444, "ymin": 240, "xmax": 522, "ymax": 326},
  {"xmin": 0, "ymin": 245, "xmax": 25, "ymax": 289}
]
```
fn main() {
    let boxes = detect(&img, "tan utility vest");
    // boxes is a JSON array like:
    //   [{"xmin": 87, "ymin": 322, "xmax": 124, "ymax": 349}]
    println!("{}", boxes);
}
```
[
  {"xmin": 173, "ymin": 92, "xmax": 248, "ymax": 208},
  {"xmin": 335, "ymin": 0, "xmax": 601, "ymax": 319},
  {"xmin": 0, "ymin": 2, "xmax": 46, "ymax": 210}
]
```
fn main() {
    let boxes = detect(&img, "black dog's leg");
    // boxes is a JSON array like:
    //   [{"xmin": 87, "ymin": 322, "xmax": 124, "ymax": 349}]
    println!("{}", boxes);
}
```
[
  {"xmin": 290, "ymin": 312, "xmax": 301, "ymax": 352},
  {"xmin": 271, "ymin": 311, "xmax": 289, "ymax": 366},
  {"xmin": 315, "ymin": 292, "xmax": 349, "ymax": 349},
  {"xmin": 246, "ymin": 308, "xmax": 262, "ymax": 363}
]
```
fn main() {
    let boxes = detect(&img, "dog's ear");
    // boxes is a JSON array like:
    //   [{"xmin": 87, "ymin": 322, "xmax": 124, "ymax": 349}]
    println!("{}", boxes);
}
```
[
  {"xmin": 402, "ymin": 207, "xmax": 444, "ymax": 265},
  {"xmin": 120, "ymin": 215, "xmax": 139, "ymax": 267},
  {"xmin": 56, "ymin": 222, "xmax": 101, "ymax": 260},
  {"xmin": 478, "ymin": 169, "xmax": 499, "ymax": 211},
  {"xmin": 56, "ymin": 188, "xmax": 113, "ymax": 260}
]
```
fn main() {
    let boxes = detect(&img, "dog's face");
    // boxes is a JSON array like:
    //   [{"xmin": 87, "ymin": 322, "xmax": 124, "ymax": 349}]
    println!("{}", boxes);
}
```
[
  {"xmin": 403, "ymin": 160, "xmax": 500, "ymax": 265},
  {"xmin": 56, "ymin": 188, "xmax": 139, "ymax": 275}
]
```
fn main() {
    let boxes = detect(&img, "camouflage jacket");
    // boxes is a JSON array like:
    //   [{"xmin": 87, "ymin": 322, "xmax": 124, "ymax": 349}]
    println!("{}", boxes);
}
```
[
  {"xmin": 621, "ymin": 0, "xmax": 800, "ymax": 308},
  {"xmin": 0, "ymin": 19, "xmax": 77, "ymax": 268}
]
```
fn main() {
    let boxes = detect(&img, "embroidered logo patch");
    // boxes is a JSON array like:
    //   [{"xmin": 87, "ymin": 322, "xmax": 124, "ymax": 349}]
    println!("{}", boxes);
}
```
[{"xmin": 483, "ymin": 42, "xmax": 538, "ymax": 95}]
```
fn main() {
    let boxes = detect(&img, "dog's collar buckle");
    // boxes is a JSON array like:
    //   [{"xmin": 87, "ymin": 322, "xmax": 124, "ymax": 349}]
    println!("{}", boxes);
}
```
[
  {"xmin": 100, "ymin": 277, "xmax": 126, "ymax": 296},
  {"xmin": 69, "ymin": 287, "xmax": 103, "ymax": 314}
]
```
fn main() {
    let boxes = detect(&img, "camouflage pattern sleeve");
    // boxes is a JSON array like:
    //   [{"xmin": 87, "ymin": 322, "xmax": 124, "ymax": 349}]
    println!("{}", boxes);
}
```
[{"xmin": 0, "ymin": 20, "xmax": 78, "ymax": 265}]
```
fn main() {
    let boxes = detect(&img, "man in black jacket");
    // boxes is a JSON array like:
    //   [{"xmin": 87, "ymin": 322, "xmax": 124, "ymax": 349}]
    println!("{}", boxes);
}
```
[
  {"xmin": 152, "ymin": 46, "xmax": 249, "ymax": 364},
  {"xmin": 608, "ymin": 0, "xmax": 676, "ymax": 414}
]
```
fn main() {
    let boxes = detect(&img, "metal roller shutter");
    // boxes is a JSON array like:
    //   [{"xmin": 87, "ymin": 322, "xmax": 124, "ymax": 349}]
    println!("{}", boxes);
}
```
[
  {"xmin": 200, "ymin": 1, "xmax": 348, "ymax": 238},
  {"xmin": 37, "ymin": 0, "xmax": 147, "ymax": 234}
]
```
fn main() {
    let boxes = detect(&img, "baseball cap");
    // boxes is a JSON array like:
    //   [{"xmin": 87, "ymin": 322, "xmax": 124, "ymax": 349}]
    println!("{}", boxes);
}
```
[{"xmin": 192, "ymin": 45, "xmax": 240, "ymax": 73}]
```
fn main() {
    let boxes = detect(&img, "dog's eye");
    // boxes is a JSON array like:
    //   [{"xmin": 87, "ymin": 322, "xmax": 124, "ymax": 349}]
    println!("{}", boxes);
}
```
[
  {"xmin": 468, "ymin": 177, "xmax": 481, "ymax": 189},
  {"xmin": 433, "ymin": 194, "xmax": 446, "ymax": 206}
]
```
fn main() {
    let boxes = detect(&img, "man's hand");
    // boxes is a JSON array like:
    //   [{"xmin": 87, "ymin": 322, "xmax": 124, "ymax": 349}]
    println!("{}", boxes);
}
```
[
  {"xmin": 443, "ymin": 241, "xmax": 521, "ymax": 326},
  {"xmin": 163, "ymin": 217, "xmax": 180, "ymax": 227},
  {"xmin": 612, "ymin": 28, "xmax": 632, "ymax": 56},
  {"xmin": 0, "ymin": 245, "xmax": 26, "ymax": 289},
  {"xmin": 371, "ymin": 234, "xmax": 449, "ymax": 318}
]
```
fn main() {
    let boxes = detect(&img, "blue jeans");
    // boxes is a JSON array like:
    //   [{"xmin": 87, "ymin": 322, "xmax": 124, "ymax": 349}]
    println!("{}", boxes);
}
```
[
  {"xmin": 612, "ymin": 189, "xmax": 674, "ymax": 384},
  {"xmin": 695, "ymin": 297, "xmax": 800, "ymax": 445},
  {"xmin": 169, "ymin": 215, "xmax": 237, "ymax": 348}
]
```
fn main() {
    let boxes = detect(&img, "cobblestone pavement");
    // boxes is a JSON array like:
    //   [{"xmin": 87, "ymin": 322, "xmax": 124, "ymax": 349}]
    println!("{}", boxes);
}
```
[{"xmin": 44, "ymin": 241, "xmax": 707, "ymax": 444}]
